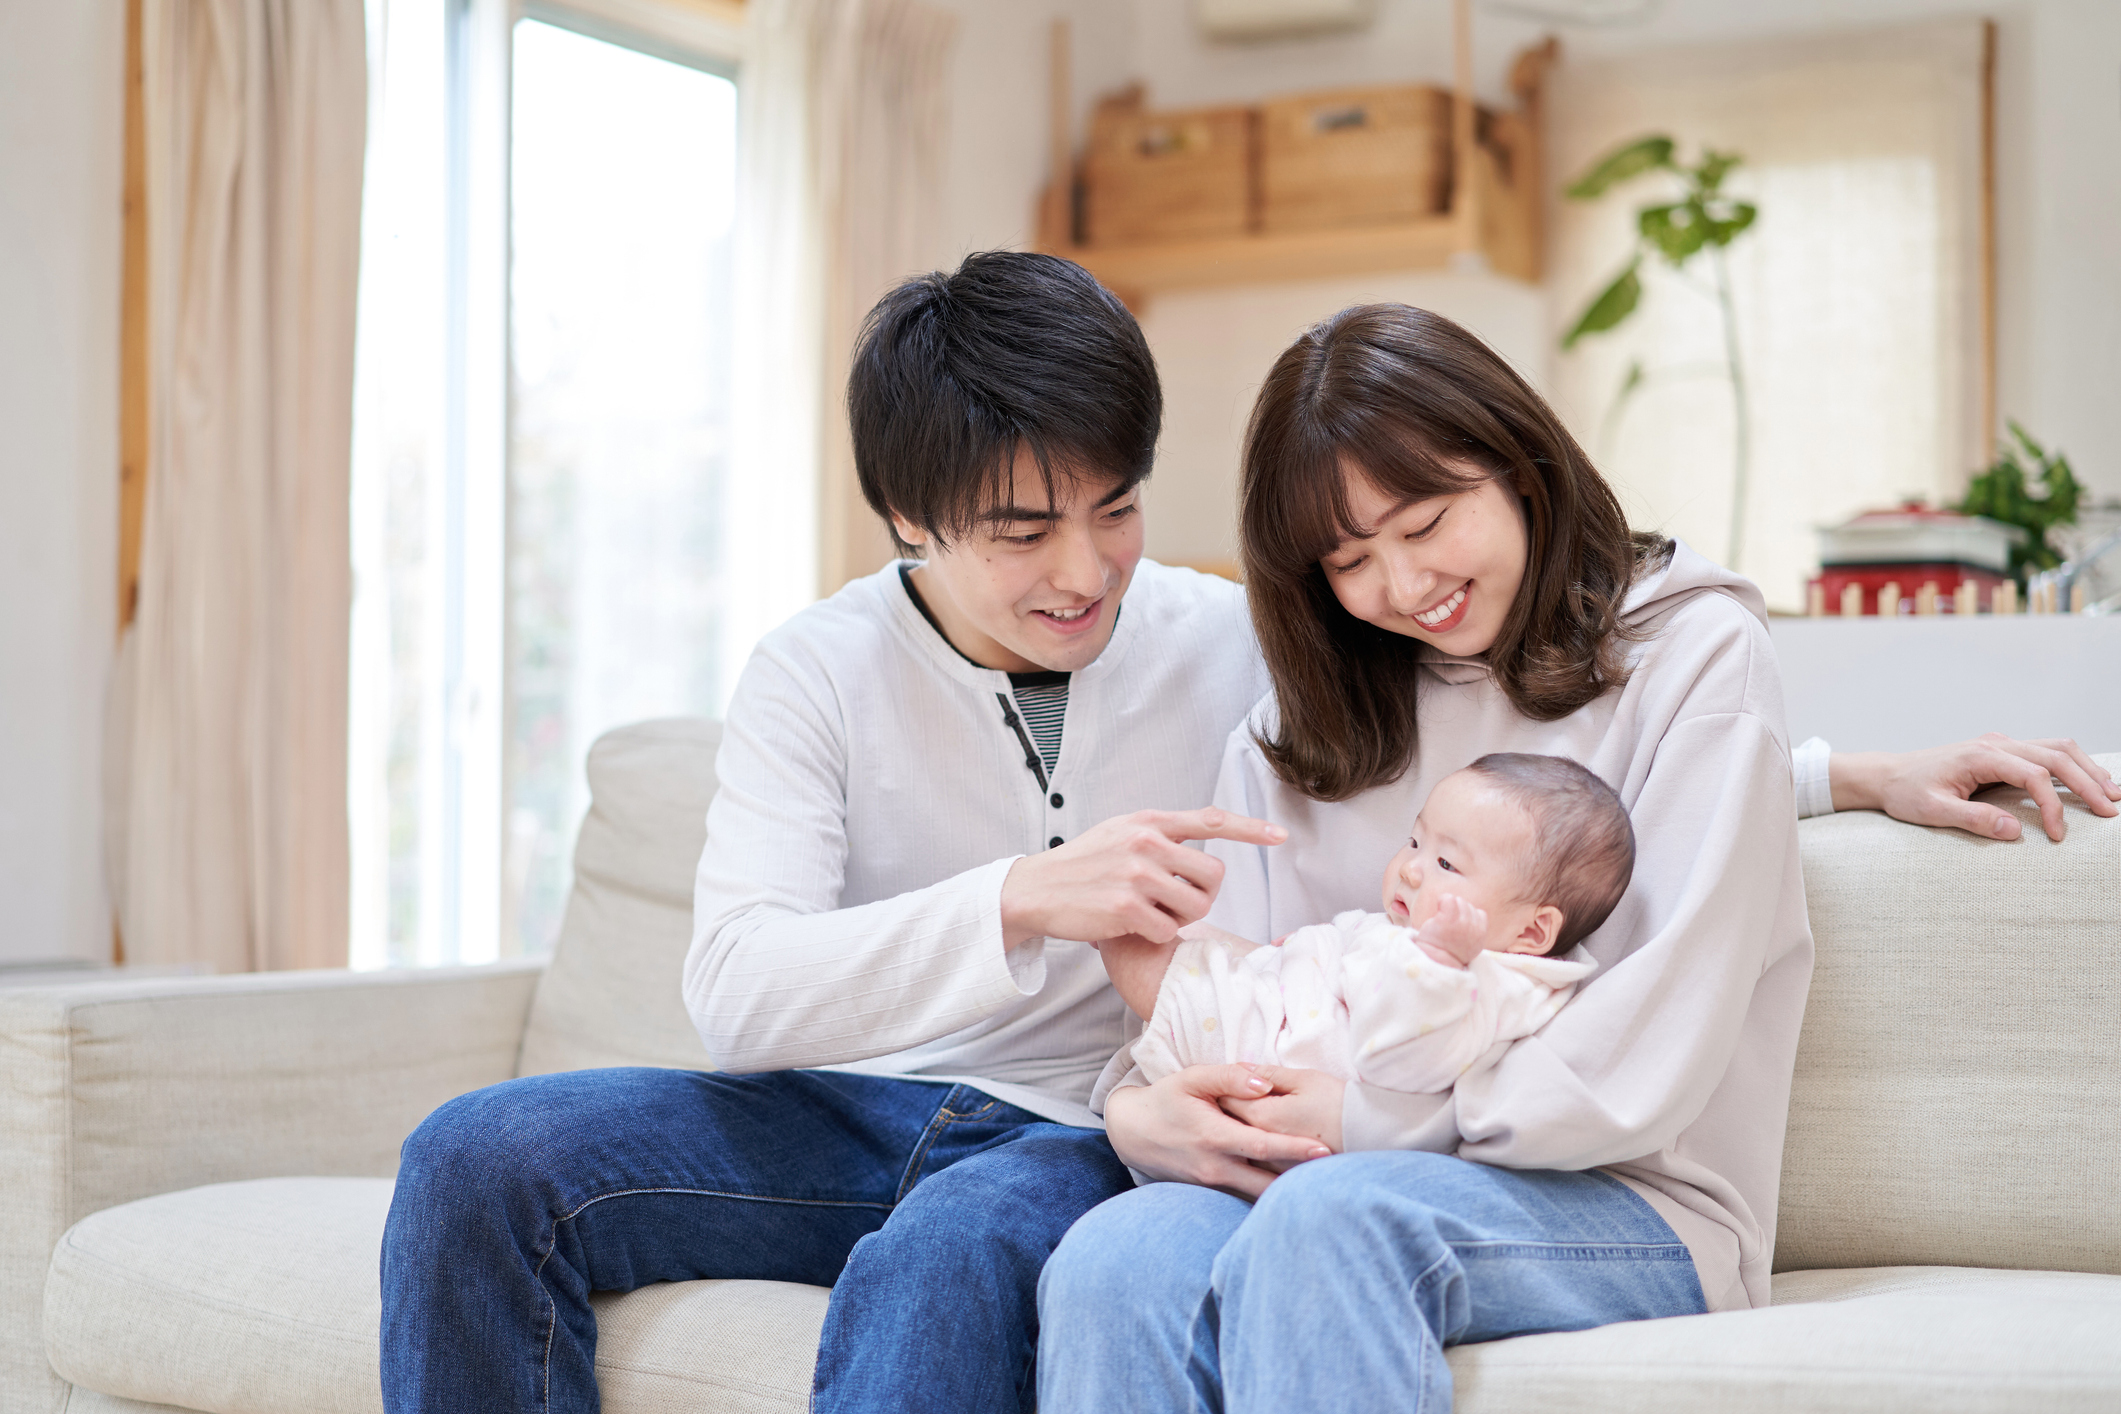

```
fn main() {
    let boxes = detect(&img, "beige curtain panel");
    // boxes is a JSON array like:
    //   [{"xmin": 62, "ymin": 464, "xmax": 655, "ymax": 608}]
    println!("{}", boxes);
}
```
[
  {"xmin": 730, "ymin": 0, "xmax": 959, "ymax": 626},
  {"xmin": 109, "ymin": 0, "xmax": 367, "ymax": 971}
]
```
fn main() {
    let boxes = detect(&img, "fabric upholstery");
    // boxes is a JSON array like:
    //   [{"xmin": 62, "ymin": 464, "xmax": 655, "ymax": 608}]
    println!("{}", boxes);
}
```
[
  {"xmin": 45, "ymin": 1180, "xmax": 392, "ymax": 1414},
  {"xmin": 45, "ymin": 1177, "xmax": 2121, "ymax": 1414},
  {"xmin": 1446, "ymin": 1266, "xmax": 2121, "ymax": 1412},
  {"xmin": 516, "ymin": 719, "xmax": 722, "ymax": 1077},
  {"xmin": 1779, "ymin": 756, "xmax": 2121, "ymax": 1274},
  {"xmin": 55, "ymin": 1394, "xmax": 197, "ymax": 1414},
  {"xmin": 42, "ymin": 1177, "xmax": 829, "ymax": 1414},
  {"xmin": 0, "ymin": 964, "xmax": 539, "ymax": 1414}
]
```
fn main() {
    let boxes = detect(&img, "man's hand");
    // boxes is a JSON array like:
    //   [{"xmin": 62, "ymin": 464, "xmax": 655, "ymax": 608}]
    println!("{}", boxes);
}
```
[
  {"xmin": 1832, "ymin": 734, "xmax": 2120, "ymax": 843},
  {"xmin": 1219, "ymin": 1065, "xmax": 1346, "ymax": 1162},
  {"xmin": 1104, "ymin": 1066, "xmax": 1331, "ymax": 1200},
  {"xmin": 1000, "ymin": 808, "xmax": 1285, "ymax": 949}
]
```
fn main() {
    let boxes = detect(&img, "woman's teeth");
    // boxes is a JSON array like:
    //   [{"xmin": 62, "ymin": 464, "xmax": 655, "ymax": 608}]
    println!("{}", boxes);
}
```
[
  {"xmin": 1043, "ymin": 605, "xmax": 1090, "ymax": 621},
  {"xmin": 1415, "ymin": 586, "xmax": 1467, "ymax": 628}
]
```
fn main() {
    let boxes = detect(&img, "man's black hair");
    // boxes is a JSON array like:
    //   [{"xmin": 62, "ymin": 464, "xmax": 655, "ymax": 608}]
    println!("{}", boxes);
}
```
[{"xmin": 848, "ymin": 250, "xmax": 1162, "ymax": 557}]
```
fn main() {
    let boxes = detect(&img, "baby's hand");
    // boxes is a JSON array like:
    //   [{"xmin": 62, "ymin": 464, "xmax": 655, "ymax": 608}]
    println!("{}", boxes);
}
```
[{"xmin": 1415, "ymin": 894, "xmax": 1487, "ymax": 965}]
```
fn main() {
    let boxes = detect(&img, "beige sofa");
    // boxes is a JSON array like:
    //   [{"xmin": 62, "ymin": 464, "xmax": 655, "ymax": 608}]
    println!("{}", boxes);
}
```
[{"xmin": 6, "ymin": 719, "xmax": 2118, "ymax": 1414}]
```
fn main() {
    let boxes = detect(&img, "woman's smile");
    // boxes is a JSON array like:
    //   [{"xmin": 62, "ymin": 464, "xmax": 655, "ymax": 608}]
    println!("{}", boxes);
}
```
[{"xmin": 1411, "ymin": 583, "xmax": 1470, "ymax": 632}]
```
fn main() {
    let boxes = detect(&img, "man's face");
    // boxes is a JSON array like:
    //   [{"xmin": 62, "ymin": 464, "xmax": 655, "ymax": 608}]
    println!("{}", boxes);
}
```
[{"xmin": 896, "ymin": 447, "xmax": 1146, "ymax": 673}]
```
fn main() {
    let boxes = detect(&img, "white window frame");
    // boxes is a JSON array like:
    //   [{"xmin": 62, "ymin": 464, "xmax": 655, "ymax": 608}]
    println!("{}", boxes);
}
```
[{"xmin": 352, "ymin": 0, "xmax": 746, "ymax": 969}]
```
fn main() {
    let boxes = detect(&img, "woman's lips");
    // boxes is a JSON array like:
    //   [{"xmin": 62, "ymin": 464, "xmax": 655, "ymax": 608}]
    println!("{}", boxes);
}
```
[
  {"xmin": 1411, "ymin": 582, "xmax": 1471, "ymax": 634},
  {"xmin": 1032, "ymin": 597, "xmax": 1104, "ymax": 636}
]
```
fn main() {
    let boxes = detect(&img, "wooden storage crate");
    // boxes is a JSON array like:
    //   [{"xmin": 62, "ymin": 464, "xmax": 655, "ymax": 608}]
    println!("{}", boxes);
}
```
[
  {"xmin": 1259, "ymin": 84, "xmax": 1452, "ymax": 232},
  {"xmin": 1084, "ymin": 94, "xmax": 1256, "ymax": 246}
]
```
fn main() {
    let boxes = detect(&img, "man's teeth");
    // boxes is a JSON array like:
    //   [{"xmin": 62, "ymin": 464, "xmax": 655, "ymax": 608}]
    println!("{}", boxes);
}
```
[{"xmin": 1415, "ymin": 586, "xmax": 1467, "ymax": 628}]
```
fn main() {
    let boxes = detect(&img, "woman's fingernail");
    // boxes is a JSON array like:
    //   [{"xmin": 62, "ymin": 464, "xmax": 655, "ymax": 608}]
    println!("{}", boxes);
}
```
[
  {"xmin": 1994, "ymin": 817, "xmax": 2014, "ymax": 838},
  {"xmin": 1247, "ymin": 1077, "xmax": 1271, "ymax": 1092},
  {"xmin": 1308, "ymin": 1146, "xmax": 1332, "ymax": 1159}
]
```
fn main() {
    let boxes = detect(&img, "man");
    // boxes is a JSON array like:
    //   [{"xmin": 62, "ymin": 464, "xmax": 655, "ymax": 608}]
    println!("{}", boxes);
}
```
[{"xmin": 380, "ymin": 251, "xmax": 1322, "ymax": 1414}]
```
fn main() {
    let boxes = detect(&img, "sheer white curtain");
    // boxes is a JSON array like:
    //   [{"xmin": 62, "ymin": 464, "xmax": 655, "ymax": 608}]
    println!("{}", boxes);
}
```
[
  {"xmin": 724, "ymin": 0, "xmax": 957, "ymax": 697},
  {"xmin": 1548, "ymin": 20, "xmax": 1988, "ymax": 611},
  {"xmin": 109, "ymin": 0, "xmax": 368, "ymax": 971}
]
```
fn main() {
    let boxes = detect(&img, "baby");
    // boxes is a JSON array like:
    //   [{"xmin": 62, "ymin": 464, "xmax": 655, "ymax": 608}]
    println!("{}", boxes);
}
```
[{"xmin": 1096, "ymin": 753, "xmax": 1633, "ymax": 1095}]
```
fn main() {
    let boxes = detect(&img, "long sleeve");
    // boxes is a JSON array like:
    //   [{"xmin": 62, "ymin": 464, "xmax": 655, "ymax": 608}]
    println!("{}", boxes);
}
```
[{"xmin": 682, "ymin": 644, "xmax": 1038, "ymax": 1073}]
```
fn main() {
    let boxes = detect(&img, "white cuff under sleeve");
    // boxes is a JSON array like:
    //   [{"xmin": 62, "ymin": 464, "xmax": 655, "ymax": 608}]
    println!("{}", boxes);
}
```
[{"xmin": 1793, "ymin": 736, "xmax": 1835, "ymax": 819}]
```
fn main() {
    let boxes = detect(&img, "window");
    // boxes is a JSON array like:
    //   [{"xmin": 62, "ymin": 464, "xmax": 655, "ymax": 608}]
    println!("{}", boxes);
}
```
[
  {"xmin": 350, "ymin": 0, "xmax": 743, "ymax": 969},
  {"xmin": 1547, "ymin": 19, "xmax": 1989, "ymax": 612}
]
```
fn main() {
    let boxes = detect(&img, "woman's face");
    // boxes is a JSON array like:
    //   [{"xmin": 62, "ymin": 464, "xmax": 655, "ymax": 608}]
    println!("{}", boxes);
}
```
[{"xmin": 1320, "ymin": 464, "xmax": 1528, "ymax": 658}]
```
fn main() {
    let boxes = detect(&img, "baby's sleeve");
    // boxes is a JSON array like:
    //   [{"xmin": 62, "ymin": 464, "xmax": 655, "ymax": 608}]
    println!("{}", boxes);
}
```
[
  {"xmin": 1130, "ymin": 935, "xmax": 1298, "ymax": 1081},
  {"xmin": 1340, "ymin": 936, "xmax": 1492, "ymax": 1094}
]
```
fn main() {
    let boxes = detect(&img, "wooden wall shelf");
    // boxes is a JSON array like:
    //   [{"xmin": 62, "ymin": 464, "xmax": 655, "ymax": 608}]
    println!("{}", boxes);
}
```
[
  {"xmin": 1060, "ymin": 215, "xmax": 1463, "ymax": 305},
  {"xmin": 1035, "ymin": 7, "xmax": 1555, "ymax": 311}
]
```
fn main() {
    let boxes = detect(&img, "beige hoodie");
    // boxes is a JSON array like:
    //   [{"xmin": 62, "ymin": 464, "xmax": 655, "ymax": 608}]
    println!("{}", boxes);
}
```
[{"xmin": 1200, "ymin": 542, "xmax": 1814, "ymax": 1313}]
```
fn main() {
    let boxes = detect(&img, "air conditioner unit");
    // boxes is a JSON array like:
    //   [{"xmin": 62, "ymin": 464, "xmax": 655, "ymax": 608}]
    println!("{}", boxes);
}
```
[{"xmin": 1195, "ymin": 0, "xmax": 1381, "ymax": 42}]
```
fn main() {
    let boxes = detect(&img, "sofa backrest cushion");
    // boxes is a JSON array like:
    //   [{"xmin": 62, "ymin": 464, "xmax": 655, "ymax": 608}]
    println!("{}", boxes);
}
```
[
  {"xmin": 1777, "ymin": 752, "xmax": 2121, "ymax": 1276},
  {"xmin": 516, "ymin": 718, "xmax": 721, "ymax": 1077}
]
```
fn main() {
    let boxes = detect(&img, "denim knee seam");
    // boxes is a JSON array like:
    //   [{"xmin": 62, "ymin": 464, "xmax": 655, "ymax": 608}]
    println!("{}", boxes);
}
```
[
  {"xmin": 1448, "ymin": 1240, "xmax": 1695, "ymax": 1262},
  {"xmin": 530, "ymin": 1186, "xmax": 902, "ymax": 1413}
]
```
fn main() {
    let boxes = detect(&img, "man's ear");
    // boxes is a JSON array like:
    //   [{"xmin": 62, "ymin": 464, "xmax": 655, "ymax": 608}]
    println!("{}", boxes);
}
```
[
  {"xmin": 890, "ymin": 513, "xmax": 929, "ymax": 550},
  {"xmin": 1505, "ymin": 905, "xmax": 1565, "ymax": 955}
]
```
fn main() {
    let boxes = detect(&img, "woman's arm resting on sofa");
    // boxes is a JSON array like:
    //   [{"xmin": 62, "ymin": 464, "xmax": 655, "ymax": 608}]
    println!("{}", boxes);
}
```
[{"xmin": 1831, "ymin": 734, "xmax": 2120, "ymax": 842}]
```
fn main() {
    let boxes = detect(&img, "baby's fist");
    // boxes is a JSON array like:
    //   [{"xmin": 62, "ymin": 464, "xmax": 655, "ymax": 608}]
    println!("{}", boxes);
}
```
[{"xmin": 1418, "ymin": 893, "xmax": 1487, "ymax": 956}]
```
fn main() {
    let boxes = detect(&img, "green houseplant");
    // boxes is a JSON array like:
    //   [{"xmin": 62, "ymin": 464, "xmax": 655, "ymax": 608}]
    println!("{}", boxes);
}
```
[
  {"xmin": 1561, "ymin": 135, "xmax": 1758, "ymax": 569},
  {"xmin": 1955, "ymin": 421, "xmax": 2083, "ymax": 584}
]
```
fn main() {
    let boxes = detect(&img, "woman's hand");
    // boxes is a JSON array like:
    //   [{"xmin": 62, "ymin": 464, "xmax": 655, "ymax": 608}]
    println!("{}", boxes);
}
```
[
  {"xmin": 1104, "ymin": 1066, "xmax": 1332, "ymax": 1199},
  {"xmin": 1218, "ymin": 1065, "xmax": 1346, "ymax": 1158},
  {"xmin": 1831, "ymin": 734, "xmax": 2120, "ymax": 842}
]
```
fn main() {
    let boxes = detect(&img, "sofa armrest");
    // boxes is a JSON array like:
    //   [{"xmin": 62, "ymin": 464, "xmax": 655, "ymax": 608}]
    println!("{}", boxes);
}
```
[{"xmin": 0, "ymin": 962, "xmax": 540, "ymax": 1414}]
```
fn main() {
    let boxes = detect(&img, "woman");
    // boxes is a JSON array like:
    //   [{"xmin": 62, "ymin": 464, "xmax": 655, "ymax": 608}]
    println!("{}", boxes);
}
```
[{"xmin": 1035, "ymin": 305, "xmax": 2116, "ymax": 1413}]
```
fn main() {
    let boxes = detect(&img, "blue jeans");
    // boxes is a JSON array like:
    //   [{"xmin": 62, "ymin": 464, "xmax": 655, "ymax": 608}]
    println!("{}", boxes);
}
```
[
  {"xmin": 379, "ymin": 1067, "xmax": 1132, "ymax": 1414},
  {"xmin": 1036, "ymin": 1150, "xmax": 1707, "ymax": 1414}
]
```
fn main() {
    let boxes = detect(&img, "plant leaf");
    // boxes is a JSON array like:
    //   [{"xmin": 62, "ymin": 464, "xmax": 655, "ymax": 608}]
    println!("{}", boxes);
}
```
[
  {"xmin": 1694, "ymin": 150, "xmax": 1743, "ymax": 193},
  {"xmin": 1703, "ymin": 201, "xmax": 1757, "ymax": 247},
  {"xmin": 1565, "ymin": 136, "xmax": 1675, "ymax": 200},
  {"xmin": 1640, "ymin": 202, "xmax": 1709, "ymax": 265},
  {"xmin": 1562, "ymin": 258, "xmax": 1643, "ymax": 349}
]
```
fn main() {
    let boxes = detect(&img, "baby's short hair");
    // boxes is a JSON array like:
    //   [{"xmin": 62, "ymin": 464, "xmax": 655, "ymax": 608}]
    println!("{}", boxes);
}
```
[{"xmin": 1463, "ymin": 753, "xmax": 1634, "ymax": 954}]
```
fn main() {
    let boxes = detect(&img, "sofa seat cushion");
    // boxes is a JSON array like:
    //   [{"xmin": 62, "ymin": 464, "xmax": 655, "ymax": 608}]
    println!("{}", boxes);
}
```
[
  {"xmin": 43, "ymin": 1177, "xmax": 827, "ymax": 1414},
  {"xmin": 1448, "ymin": 1265, "xmax": 2121, "ymax": 1412},
  {"xmin": 45, "ymin": 1179, "xmax": 2121, "ymax": 1414}
]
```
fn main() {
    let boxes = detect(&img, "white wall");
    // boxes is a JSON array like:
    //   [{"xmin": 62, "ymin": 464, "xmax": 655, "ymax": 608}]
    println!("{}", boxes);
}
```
[
  {"xmin": 927, "ymin": 0, "xmax": 2121, "ymax": 569},
  {"xmin": 0, "ymin": 3, "xmax": 123, "ymax": 965}
]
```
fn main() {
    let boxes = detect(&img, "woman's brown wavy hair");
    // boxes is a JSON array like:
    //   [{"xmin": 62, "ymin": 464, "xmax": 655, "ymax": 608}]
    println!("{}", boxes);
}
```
[{"xmin": 1242, "ymin": 304, "xmax": 1671, "ymax": 802}]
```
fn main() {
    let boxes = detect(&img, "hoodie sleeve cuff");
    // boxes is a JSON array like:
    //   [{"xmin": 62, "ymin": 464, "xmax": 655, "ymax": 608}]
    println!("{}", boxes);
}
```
[
  {"xmin": 1792, "ymin": 736, "xmax": 1835, "ymax": 819},
  {"xmin": 1340, "ymin": 1082, "xmax": 1458, "ymax": 1154}
]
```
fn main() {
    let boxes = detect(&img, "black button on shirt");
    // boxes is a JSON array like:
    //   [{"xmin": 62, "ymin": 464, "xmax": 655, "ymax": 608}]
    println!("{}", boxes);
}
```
[
  {"xmin": 1050, "ymin": 793, "xmax": 1064, "ymax": 809},
  {"xmin": 1049, "ymin": 836, "xmax": 1064, "ymax": 849}
]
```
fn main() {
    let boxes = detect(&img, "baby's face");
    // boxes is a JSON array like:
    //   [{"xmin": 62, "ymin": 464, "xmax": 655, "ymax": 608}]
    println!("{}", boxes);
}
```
[{"xmin": 1379, "ymin": 769, "xmax": 1550, "ymax": 965}]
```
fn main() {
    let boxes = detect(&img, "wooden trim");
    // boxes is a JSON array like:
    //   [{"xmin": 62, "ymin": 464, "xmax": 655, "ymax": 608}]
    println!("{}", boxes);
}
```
[
  {"xmin": 1978, "ymin": 18, "xmax": 1997, "ymax": 459},
  {"xmin": 119, "ymin": 0, "xmax": 148, "ymax": 635},
  {"xmin": 1451, "ymin": 0, "xmax": 1480, "ymax": 260}
]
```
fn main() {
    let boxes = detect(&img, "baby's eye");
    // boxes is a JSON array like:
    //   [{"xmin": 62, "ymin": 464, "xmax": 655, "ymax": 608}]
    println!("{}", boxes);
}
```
[{"xmin": 1437, "ymin": 856, "xmax": 1456, "ymax": 873}]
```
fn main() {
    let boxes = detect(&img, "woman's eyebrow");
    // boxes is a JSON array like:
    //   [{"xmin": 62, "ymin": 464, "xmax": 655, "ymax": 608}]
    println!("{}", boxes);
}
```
[{"xmin": 1346, "ymin": 495, "xmax": 1428, "ymax": 542}]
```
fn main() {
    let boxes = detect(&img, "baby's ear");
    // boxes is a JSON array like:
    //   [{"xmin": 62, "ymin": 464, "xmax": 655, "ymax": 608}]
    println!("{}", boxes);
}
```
[{"xmin": 1506, "ymin": 905, "xmax": 1565, "ymax": 955}]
